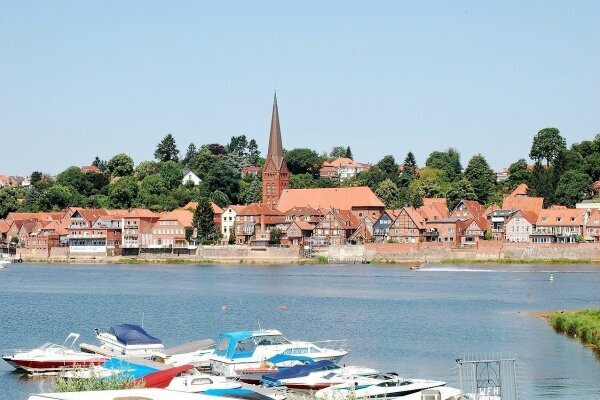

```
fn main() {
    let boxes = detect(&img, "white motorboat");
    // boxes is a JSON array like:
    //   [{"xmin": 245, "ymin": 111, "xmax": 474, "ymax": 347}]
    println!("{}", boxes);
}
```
[
  {"xmin": 210, "ymin": 329, "xmax": 348, "ymax": 379},
  {"xmin": 315, "ymin": 373, "xmax": 446, "ymax": 400},
  {"xmin": 153, "ymin": 339, "xmax": 215, "ymax": 367},
  {"xmin": 81, "ymin": 324, "xmax": 165, "ymax": 357},
  {"xmin": 167, "ymin": 369, "xmax": 242, "ymax": 392},
  {"xmin": 262, "ymin": 359, "xmax": 379, "ymax": 390},
  {"xmin": 0, "ymin": 258, "xmax": 10, "ymax": 268},
  {"xmin": 2, "ymin": 333, "xmax": 107, "ymax": 374}
]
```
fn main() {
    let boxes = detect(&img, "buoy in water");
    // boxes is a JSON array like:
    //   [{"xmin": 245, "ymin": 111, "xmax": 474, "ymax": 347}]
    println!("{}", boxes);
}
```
[
  {"xmin": 549, "ymin": 273, "xmax": 554, "ymax": 282},
  {"xmin": 221, "ymin": 304, "xmax": 228, "ymax": 312},
  {"xmin": 280, "ymin": 305, "xmax": 287, "ymax": 311}
]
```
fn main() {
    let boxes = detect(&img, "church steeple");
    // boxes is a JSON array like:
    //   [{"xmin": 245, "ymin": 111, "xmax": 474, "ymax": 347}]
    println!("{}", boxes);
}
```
[
  {"xmin": 262, "ymin": 92, "xmax": 289, "ymax": 209},
  {"xmin": 267, "ymin": 92, "xmax": 284, "ymax": 169}
]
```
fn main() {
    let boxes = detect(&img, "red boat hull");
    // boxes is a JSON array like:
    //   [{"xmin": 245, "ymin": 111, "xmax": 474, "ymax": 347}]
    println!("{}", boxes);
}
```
[{"xmin": 2, "ymin": 356, "xmax": 106, "ymax": 372}]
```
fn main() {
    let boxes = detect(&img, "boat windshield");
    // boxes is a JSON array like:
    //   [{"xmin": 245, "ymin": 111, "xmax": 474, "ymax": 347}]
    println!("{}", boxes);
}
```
[
  {"xmin": 254, "ymin": 335, "xmax": 290, "ymax": 346},
  {"xmin": 217, "ymin": 337, "xmax": 230, "ymax": 353}
]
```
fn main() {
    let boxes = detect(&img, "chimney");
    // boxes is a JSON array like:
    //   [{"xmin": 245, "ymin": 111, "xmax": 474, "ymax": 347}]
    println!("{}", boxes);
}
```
[{"xmin": 260, "ymin": 214, "xmax": 265, "ymax": 232}]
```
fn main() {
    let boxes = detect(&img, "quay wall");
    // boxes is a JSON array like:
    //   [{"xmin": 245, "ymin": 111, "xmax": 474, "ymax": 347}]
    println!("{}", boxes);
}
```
[
  {"xmin": 359, "ymin": 242, "xmax": 600, "ymax": 262},
  {"xmin": 14, "ymin": 243, "xmax": 600, "ymax": 264}
]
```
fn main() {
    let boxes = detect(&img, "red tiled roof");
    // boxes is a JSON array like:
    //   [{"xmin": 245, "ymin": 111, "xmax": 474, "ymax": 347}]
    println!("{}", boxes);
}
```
[
  {"xmin": 159, "ymin": 209, "xmax": 193, "ymax": 227},
  {"xmin": 503, "ymin": 196, "xmax": 544, "ymax": 218},
  {"xmin": 182, "ymin": 201, "xmax": 223, "ymax": 215},
  {"xmin": 509, "ymin": 183, "xmax": 529, "ymax": 197},
  {"xmin": 418, "ymin": 204, "xmax": 444, "ymax": 221},
  {"xmin": 277, "ymin": 187, "xmax": 384, "ymax": 212},
  {"xmin": 423, "ymin": 198, "xmax": 449, "ymax": 217},
  {"xmin": 238, "ymin": 203, "xmax": 282, "ymax": 216},
  {"xmin": 322, "ymin": 157, "xmax": 370, "ymax": 170},
  {"xmin": 80, "ymin": 165, "xmax": 102, "ymax": 173},
  {"xmin": 0, "ymin": 220, "xmax": 10, "ymax": 234},
  {"xmin": 403, "ymin": 207, "xmax": 426, "ymax": 230},
  {"xmin": 536, "ymin": 209, "xmax": 586, "ymax": 226}
]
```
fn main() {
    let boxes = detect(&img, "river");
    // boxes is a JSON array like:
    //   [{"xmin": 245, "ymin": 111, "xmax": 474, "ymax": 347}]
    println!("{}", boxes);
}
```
[{"xmin": 0, "ymin": 263, "xmax": 599, "ymax": 399}]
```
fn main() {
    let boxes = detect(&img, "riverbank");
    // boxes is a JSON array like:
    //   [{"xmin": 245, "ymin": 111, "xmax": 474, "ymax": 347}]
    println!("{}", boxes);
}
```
[
  {"xmin": 15, "ymin": 256, "xmax": 600, "ymax": 266},
  {"xmin": 532, "ymin": 309, "xmax": 600, "ymax": 350}
]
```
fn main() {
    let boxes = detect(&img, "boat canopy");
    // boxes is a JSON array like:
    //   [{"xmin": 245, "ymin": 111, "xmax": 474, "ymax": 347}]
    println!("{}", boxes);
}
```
[
  {"xmin": 266, "ymin": 354, "xmax": 314, "ymax": 365},
  {"xmin": 109, "ymin": 324, "xmax": 162, "ymax": 346},
  {"xmin": 262, "ymin": 360, "xmax": 336, "ymax": 385},
  {"xmin": 214, "ymin": 330, "xmax": 289, "ymax": 359}
]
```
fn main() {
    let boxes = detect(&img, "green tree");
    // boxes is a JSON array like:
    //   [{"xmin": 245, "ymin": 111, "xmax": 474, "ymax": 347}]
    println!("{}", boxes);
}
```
[
  {"xmin": 285, "ymin": 148, "xmax": 323, "ymax": 176},
  {"xmin": 269, "ymin": 228, "xmax": 282, "ymax": 245},
  {"xmin": 204, "ymin": 159, "xmax": 240, "ymax": 202},
  {"xmin": 108, "ymin": 176, "xmax": 138, "ymax": 208},
  {"xmin": 330, "ymin": 146, "xmax": 347, "ymax": 159},
  {"xmin": 376, "ymin": 155, "xmax": 398, "ymax": 176},
  {"xmin": 529, "ymin": 163, "xmax": 554, "ymax": 207},
  {"xmin": 56, "ymin": 166, "xmax": 93, "ymax": 195},
  {"xmin": 183, "ymin": 143, "xmax": 198, "ymax": 165},
  {"xmin": 135, "ymin": 161, "xmax": 160, "ymax": 180},
  {"xmin": 0, "ymin": 188, "xmax": 18, "ymax": 218},
  {"xmin": 107, "ymin": 153, "xmax": 134, "ymax": 177},
  {"xmin": 154, "ymin": 134, "xmax": 180, "ymax": 162},
  {"xmin": 345, "ymin": 146, "xmax": 353, "ymax": 159},
  {"xmin": 584, "ymin": 153, "xmax": 600, "ymax": 181},
  {"xmin": 464, "ymin": 154, "xmax": 495, "ymax": 204},
  {"xmin": 375, "ymin": 179, "xmax": 401, "ymax": 208},
  {"xmin": 554, "ymin": 171, "xmax": 592, "ymax": 207},
  {"xmin": 192, "ymin": 197, "xmax": 220, "ymax": 244},
  {"xmin": 226, "ymin": 135, "xmax": 249, "ymax": 169},
  {"xmin": 247, "ymin": 139, "xmax": 261, "ymax": 165},
  {"xmin": 30, "ymin": 171, "xmax": 43, "ymax": 186},
  {"xmin": 446, "ymin": 178, "xmax": 477, "ymax": 211},
  {"xmin": 244, "ymin": 178, "xmax": 262, "ymax": 204},
  {"xmin": 529, "ymin": 127, "xmax": 567, "ymax": 166},
  {"xmin": 290, "ymin": 173, "xmax": 320, "ymax": 189},
  {"xmin": 39, "ymin": 185, "xmax": 80, "ymax": 210},
  {"xmin": 506, "ymin": 159, "xmax": 531, "ymax": 188},
  {"xmin": 425, "ymin": 148, "xmax": 462, "ymax": 182},
  {"xmin": 209, "ymin": 190, "xmax": 231, "ymax": 208},
  {"xmin": 159, "ymin": 161, "xmax": 183, "ymax": 190},
  {"xmin": 92, "ymin": 156, "xmax": 107, "ymax": 172},
  {"xmin": 399, "ymin": 152, "xmax": 418, "ymax": 187}
]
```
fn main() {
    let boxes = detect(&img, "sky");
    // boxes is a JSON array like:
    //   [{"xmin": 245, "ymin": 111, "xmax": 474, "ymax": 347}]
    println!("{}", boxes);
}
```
[{"xmin": 0, "ymin": 1, "xmax": 599, "ymax": 175}]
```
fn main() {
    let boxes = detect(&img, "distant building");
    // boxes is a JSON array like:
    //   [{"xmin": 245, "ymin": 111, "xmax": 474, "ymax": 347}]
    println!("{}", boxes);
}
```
[
  {"xmin": 182, "ymin": 166, "xmax": 202, "ymax": 186},
  {"xmin": 80, "ymin": 165, "xmax": 102, "ymax": 174},
  {"xmin": 241, "ymin": 165, "xmax": 261, "ymax": 177},
  {"xmin": 319, "ymin": 157, "xmax": 370, "ymax": 180},
  {"xmin": 496, "ymin": 169, "xmax": 509, "ymax": 182},
  {"xmin": 221, "ymin": 205, "xmax": 246, "ymax": 240}
]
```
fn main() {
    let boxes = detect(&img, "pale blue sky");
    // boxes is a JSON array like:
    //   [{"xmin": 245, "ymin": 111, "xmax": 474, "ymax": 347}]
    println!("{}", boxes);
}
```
[{"xmin": 1, "ymin": 1, "xmax": 598, "ymax": 175}]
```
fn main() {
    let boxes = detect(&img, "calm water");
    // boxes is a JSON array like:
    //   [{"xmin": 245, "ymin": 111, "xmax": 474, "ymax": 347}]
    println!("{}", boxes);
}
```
[{"xmin": 1, "ymin": 263, "xmax": 600, "ymax": 400}]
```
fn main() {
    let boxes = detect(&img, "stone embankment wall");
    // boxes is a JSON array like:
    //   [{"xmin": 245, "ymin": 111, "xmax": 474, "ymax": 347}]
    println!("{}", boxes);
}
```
[
  {"xmin": 355, "ymin": 242, "xmax": 600, "ymax": 263},
  {"xmin": 197, "ymin": 245, "xmax": 300, "ymax": 263}
]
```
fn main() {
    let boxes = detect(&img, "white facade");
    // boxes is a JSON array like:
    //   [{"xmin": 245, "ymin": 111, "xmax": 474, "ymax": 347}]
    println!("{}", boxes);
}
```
[
  {"xmin": 504, "ymin": 214, "xmax": 533, "ymax": 242},
  {"xmin": 221, "ymin": 207, "xmax": 240, "ymax": 238},
  {"xmin": 182, "ymin": 171, "xmax": 202, "ymax": 186}
]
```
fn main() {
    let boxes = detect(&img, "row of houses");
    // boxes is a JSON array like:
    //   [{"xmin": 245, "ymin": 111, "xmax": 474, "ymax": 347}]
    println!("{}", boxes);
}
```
[{"xmin": 2, "ymin": 184, "xmax": 600, "ymax": 257}]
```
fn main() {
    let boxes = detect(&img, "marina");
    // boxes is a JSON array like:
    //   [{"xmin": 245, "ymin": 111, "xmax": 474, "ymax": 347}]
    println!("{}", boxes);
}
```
[{"xmin": 0, "ymin": 263, "xmax": 600, "ymax": 399}]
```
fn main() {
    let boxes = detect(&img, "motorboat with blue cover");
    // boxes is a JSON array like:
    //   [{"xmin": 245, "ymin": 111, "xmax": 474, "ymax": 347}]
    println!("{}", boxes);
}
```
[
  {"xmin": 261, "ymin": 360, "xmax": 379, "ymax": 390},
  {"xmin": 210, "ymin": 329, "xmax": 347, "ymax": 378},
  {"xmin": 315, "ymin": 373, "xmax": 446, "ymax": 400},
  {"xmin": 235, "ymin": 354, "xmax": 315, "ymax": 384},
  {"xmin": 81, "ymin": 324, "xmax": 165, "ymax": 357}
]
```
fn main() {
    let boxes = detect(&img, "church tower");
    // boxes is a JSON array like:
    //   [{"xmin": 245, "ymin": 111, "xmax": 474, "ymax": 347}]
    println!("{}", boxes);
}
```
[{"xmin": 262, "ymin": 92, "xmax": 289, "ymax": 209}]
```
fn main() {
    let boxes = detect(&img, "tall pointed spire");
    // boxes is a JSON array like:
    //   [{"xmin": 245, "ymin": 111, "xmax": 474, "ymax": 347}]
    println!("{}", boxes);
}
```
[
  {"xmin": 262, "ymin": 91, "xmax": 289, "ymax": 209},
  {"xmin": 267, "ymin": 91, "xmax": 284, "ymax": 169}
]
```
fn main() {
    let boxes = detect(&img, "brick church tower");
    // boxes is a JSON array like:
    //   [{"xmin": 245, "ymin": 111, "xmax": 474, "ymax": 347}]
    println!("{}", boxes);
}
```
[{"xmin": 262, "ymin": 92, "xmax": 289, "ymax": 209}]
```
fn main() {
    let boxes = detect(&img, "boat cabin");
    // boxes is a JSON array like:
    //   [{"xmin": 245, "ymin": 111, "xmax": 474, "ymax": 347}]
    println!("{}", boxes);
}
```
[{"xmin": 214, "ymin": 330, "xmax": 291, "ymax": 359}]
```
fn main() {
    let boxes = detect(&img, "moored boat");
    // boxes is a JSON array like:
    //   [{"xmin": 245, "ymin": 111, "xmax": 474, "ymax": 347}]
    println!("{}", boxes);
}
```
[
  {"xmin": 315, "ymin": 373, "xmax": 446, "ymax": 400},
  {"xmin": 210, "ymin": 329, "xmax": 348, "ymax": 378},
  {"xmin": 2, "ymin": 333, "xmax": 107, "ymax": 374},
  {"xmin": 261, "ymin": 360, "xmax": 379, "ymax": 390},
  {"xmin": 80, "ymin": 323, "xmax": 165, "ymax": 357}
]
